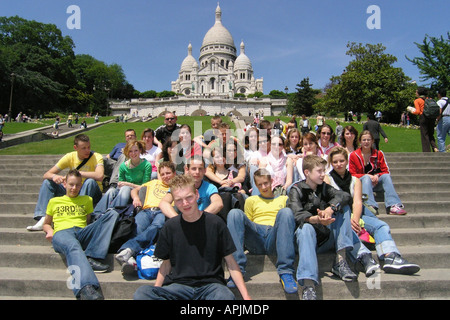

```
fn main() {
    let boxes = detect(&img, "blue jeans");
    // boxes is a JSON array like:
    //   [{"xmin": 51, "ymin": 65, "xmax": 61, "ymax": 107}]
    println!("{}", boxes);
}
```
[
  {"xmin": 361, "ymin": 206, "xmax": 399, "ymax": 257},
  {"xmin": 226, "ymin": 207, "xmax": 296, "ymax": 276},
  {"xmin": 51, "ymin": 209, "xmax": 119, "ymax": 298},
  {"xmin": 134, "ymin": 282, "xmax": 235, "ymax": 300},
  {"xmin": 360, "ymin": 174, "xmax": 402, "ymax": 209},
  {"xmin": 119, "ymin": 209, "xmax": 166, "ymax": 254},
  {"xmin": 34, "ymin": 178, "xmax": 102, "ymax": 220},
  {"xmin": 295, "ymin": 205, "xmax": 370, "ymax": 286},
  {"xmin": 93, "ymin": 185, "xmax": 133, "ymax": 216},
  {"xmin": 437, "ymin": 116, "xmax": 450, "ymax": 152}
]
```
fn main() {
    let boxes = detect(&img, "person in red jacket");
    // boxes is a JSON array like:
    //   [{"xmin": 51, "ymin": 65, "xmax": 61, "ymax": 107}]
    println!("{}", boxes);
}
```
[{"xmin": 349, "ymin": 130, "xmax": 406, "ymax": 215}]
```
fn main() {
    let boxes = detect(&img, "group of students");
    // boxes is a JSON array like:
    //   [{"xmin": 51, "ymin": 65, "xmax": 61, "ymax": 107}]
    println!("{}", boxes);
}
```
[{"xmin": 26, "ymin": 113, "xmax": 420, "ymax": 300}]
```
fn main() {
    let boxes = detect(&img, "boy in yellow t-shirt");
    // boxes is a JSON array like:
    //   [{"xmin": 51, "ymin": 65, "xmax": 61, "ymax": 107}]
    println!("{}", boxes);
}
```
[
  {"xmin": 115, "ymin": 162, "xmax": 176, "ymax": 275},
  {"xmin": 27, "ymin": 134, "xmax": 104, "ymax": 231},
  {"xmin": 43, "ymin": 169, "xmax": 119, "ymax": 300},
  {"xmin": 226, "ymin": 168, "xmax": 297, "ymax": 294}
]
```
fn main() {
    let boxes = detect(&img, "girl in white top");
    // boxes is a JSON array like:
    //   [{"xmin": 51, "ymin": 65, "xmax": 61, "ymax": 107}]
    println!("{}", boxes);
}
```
[
  {"xmin": 295, "ymin": 132, "xmax": 324, "ymax": 181},
  {"xmin": 140, "ymin": 128, "xmax": 161, "ymax": 180},
  {"xmin": 244, "ymin": 126, "xmax": 259, "ymax": 164},
  {"xmin": 258, "ymin": 135, "xmax": 293, "ymax": 192},
  {"xmin": 317, "ymin": 124, "xmax": 340, "ymax": 157}
]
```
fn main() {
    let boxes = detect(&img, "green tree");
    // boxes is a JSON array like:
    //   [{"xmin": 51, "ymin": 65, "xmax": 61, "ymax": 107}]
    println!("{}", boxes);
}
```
[
  {"xmin": 268, "ymin": 90, "xmax": 287, "ymax": 99},
  {"xmin": 0, "ymin": 16, "xmax": 76, "ymax": 115},
  {"xmin": 290, "ymin": 77, "xmax": 318, "ymax": 116},
  {"xmin": 407, "ymin": 33, "xmax": 450, "ymax": 90},
  {"xmin": 320, "ymin": 42, "xmax": 414, "ymax": 122},
  {"xmin": 71, "ymin": 54, "xmax": 134, "ymax": 114}
]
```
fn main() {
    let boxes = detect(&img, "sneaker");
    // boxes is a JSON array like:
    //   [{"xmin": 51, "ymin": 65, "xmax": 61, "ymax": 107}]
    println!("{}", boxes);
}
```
[
  {"xmin": 332, "ymin": 260, "xmax": 357, "ymax": 282},
  {"xmin": 121, "ymin": 256, "xmax": 137, "ymax": 275},
  {"xmin": 115, "ymin": 248, "xmax": 134, "ymax": 265},
  {"xmin": 26, "ymin": 217, "xmax": 45, "ymax": 231},
  {"xmin": 87, "ymin": 257, "xmax": 110, "ymax": 273},
  {"xmin": 226, "ymin": 276, "xmax": 236, "ymax": 288},
  {"xmin": 389, "ymin": 204, "xmax": 407, "ymax": 215},
  {"xmin": 77, "ymin": 285, "xmax": 104, "ymax": 300},
  {"xmin": 301, "ymin": 286, "xmax": 317, "ymax": 300},
  {"xmin": 357, "ymin": 253, "xmax": 380, "ymax": 277},
  {"xmin": 381, "ymin": 253, "xmax": 420, "ymax": 275},
  {"xmin": 280, "ymin": 273, "xmax": 298, "ymax": 294}
]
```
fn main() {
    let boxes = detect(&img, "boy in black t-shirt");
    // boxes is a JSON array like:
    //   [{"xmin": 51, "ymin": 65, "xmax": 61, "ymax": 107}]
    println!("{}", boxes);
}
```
[{"xmin": 133, "ymin": 175, "xmax": 251, "ymax": 300}]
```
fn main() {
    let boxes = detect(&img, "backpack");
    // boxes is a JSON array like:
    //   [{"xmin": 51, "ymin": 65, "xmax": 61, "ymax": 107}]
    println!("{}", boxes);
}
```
[
  {"xmin": 107, "ymin": 204, "xmax": 138, "ymax": 253},
  {"xmin": 422, "ymin": 97, "xmax": 440, "ymax": 119},
  {"xmin": 136, "ymin": 244, "xmax": 163, "ymax": 280}
]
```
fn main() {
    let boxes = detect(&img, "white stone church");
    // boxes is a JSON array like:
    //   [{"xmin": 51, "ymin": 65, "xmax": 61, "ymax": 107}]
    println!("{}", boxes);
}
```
[
  {"xmin": 110, "ymin": 4, "xmax": 286, "ymax": 117},
  {"xmin": 171, "ymin": 4, "xmax": 263, "ymax": 97}
]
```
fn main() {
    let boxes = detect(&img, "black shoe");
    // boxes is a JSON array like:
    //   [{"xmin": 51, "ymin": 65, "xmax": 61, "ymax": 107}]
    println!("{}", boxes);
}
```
[
  {"xmin": 77, "ymin": 285, "xmax": 104, "ymax": 300},
  {"xmin": 302, "ymin": 286, "xmax": 317, "ymax": 300},
  {"xmin": 332, "ymin": 260, "xmax": 357, "ymax": 282},
  {"xmin": 87, "ymin": 257, "xmax": 110, "ymax": 273},
  {"xmin": 357, "ymin": 253, "xmax": 380, "ymax": 277},
  {"xmin": 381, "ymin": 253, "xmax": 420, "ymax": 275}
]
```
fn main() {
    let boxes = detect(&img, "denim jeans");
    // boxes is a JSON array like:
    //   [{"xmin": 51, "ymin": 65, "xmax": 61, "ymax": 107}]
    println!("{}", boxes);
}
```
[
  {"xmin": 295, "ymin": 205, "xmax": 370, "ymax": 286},
  {"xmin": 360, "ymin": 174, "xmax": 402, "ymax": 209},
  {"xmin": 93, "ymin": 185, "xmax": 133, "ymax": 216},
  {"xmin": 226, "ymin": 207, "xmax": 296, "ymax": 276},
  {"xmin": 119, "ymin": 209, "xmax": 166, "ymax": 254},
  {"xmin": 437, "ymin": 116, "xmax": 450, "ymax": 152},
  {"xmin": 134, "ymin": 282, "xmax": 235, "ymax": 300},
  {"xmin": 34, "ymin": 178, "xmax": 102, "ymax": 220},
  {"xmin": 51, "ymin": 209, "xmax": 119, "ymax": 298},
  {"xmin": 361, "ymin": 206, "xmax": 399, "ymax": 257}
]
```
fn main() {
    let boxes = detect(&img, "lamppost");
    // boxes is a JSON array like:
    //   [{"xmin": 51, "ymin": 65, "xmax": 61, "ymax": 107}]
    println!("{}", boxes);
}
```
[{"xmin": 8, "ymin": 73, "xmax": 15, "ymax": 122}]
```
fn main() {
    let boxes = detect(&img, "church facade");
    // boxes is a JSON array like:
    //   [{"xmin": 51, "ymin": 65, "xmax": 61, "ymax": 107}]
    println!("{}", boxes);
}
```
[{"xmin": 171, "ymin": 4, "xmax": 263, "ymax": 97}]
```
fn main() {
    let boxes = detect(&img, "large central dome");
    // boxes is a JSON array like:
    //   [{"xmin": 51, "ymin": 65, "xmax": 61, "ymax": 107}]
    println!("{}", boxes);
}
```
[{"xmin": 201, "ymin": 4, "xmax": 235, "ymax": 49}]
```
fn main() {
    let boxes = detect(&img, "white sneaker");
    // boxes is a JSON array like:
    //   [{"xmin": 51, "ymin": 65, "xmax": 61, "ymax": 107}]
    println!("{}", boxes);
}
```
[
  {"xmin": 26, "ymin": 217, "xmax": 45, "ymax": 231},
  {"xmin": 115, "ymin": 248, "xmax": 134, "ymax": 265}
]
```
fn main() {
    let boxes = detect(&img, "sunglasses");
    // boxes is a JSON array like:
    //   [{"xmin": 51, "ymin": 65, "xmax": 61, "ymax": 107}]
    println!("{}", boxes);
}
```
[{"xmin": 165, "ymin": 117, "xmax": 175, "ymax": 121}]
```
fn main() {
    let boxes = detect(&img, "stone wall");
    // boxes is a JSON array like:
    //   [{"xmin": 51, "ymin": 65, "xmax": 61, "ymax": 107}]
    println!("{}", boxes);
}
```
[{"xmin": 109, "ymin": 96, "xmax": 287, "ymax": 117}]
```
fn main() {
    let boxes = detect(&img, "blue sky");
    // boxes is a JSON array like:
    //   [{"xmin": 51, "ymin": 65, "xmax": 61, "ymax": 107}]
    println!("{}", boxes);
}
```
[{"xmin": 1, "ymin": 0, "xmax": 448, "ymax": 94}]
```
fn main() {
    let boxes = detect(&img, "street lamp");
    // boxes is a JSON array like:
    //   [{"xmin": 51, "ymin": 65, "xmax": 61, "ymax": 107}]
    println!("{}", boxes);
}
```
[{"xmin": 8, "ymin": 73, "xmax": 15, "ymax": 122}]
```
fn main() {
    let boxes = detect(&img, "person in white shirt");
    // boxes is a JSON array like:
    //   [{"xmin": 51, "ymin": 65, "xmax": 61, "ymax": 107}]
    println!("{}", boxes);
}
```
[{"xmin": 436, "ymin": 88, "xmax": 450, "ymax": 152}]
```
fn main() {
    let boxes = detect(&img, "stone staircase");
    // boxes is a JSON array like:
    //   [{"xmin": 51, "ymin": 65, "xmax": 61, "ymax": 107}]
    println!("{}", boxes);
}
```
[{"xmin": 0, "ymin": 153, "xmax": 449, "ymax": 300}]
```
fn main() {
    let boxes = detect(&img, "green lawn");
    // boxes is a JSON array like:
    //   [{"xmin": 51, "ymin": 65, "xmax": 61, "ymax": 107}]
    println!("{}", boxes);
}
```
[
  {"xmin": 0, "ymin": 116, "xmax": 233, "ymax": 155},
  {"xmin": 0, "ymin": 115, "xmax": 446, "ymax": 154}
]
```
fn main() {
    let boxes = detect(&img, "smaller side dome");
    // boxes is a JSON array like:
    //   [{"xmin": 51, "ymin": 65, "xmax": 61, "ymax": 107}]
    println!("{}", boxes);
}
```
[
  {"xmin": 180, "ymin": 43, "xmax": 197, "ymax": 71},
  {"xmin": 234, "ymin": 41, "xmax": 252, "ymax": 70}
]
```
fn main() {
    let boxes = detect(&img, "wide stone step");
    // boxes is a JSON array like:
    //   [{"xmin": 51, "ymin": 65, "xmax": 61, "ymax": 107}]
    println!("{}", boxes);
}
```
[
  {"xmin": 391, "ymin": 174, "xmax": 450, "ymax": 183},
  {"xmin": 0, "ymin": 244, "xmax": 448, "ymax": 271},
  {"xmin": 0, "ymin": 266, "xmax": 448, "ymax": 300},
  {"xmin": 1, "ymin": 226, "xmax": 448, "ymax": 248},
  {"xmin": 392, "ymin": 182, "xmax": 448, "ymax": 193}
]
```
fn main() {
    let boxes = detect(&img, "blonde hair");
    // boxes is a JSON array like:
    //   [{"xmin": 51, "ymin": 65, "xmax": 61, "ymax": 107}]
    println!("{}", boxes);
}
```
[{"xmin": 169, "ymin": 174, "xmax": 196, "ymax": 193}]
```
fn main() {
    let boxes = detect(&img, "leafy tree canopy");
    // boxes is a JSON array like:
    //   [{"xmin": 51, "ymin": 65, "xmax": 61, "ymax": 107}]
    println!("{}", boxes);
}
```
[
  {"xmin": 407, "ymin": 32, "xmax": 450, "ymax": 91},
  {"xmin": 318, "ymin": 42, "xmax": 415, "ymax": 122}
]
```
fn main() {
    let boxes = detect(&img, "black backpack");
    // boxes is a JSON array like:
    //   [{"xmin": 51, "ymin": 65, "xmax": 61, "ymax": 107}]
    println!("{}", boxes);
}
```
[
  {"xmin": 108, "ymin": 204, "xmax": 138, "ymax": 253},
  {"xmin": 422, "ymin": 97, "xmax": 441, "ymax": 119}
]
